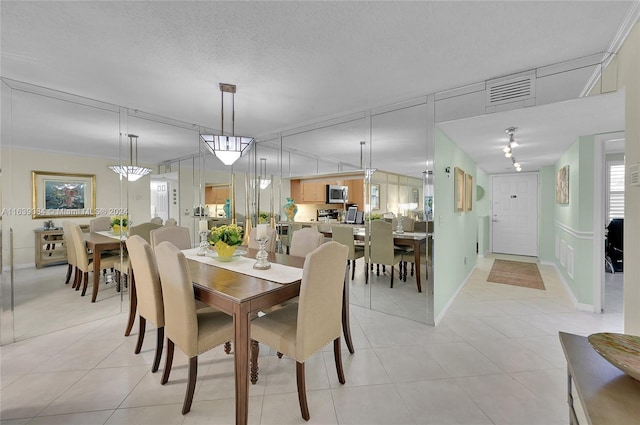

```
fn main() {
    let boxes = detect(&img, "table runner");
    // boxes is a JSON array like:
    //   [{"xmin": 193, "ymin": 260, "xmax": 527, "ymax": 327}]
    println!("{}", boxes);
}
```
[
  {"xmin": 95, "ymin": 230, "xmax": 127, "ymax": 240},
  {"xmin": 183, "ymin": 248, "xmax": 303, "ymax": 284}
]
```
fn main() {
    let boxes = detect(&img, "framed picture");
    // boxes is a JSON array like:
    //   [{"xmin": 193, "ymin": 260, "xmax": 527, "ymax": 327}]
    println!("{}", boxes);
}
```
[
  {"xmin": 454, "ymin": 167, "xmax": 465, "ymax": 212},
  {"xmin": 32, "ymin": 171, "xmax": 96, "ymax": 218},
  {"xmin": 370, "ymin": 184, "xmax": 380, "ymax": 210},
  {"xmin": 465, "ymin": 173, "xmax": 473, "ymax": 212},
  {"xmin": 556, "ymin": 165, "xmax": 569, "ymax": 204}
]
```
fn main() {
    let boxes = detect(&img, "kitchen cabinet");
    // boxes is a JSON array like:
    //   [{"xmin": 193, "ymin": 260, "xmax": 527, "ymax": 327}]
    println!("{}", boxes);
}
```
[
  {"xmin": 301, "ymin": 182, "xmax": 326, "ymax": 203},
  {"xmin": 205, "ymin": 186, "xmax": 230, "ymax": 204},
  {"xmin": 345, "ymin": 179, "xmax": 364, "ymax": 207}
]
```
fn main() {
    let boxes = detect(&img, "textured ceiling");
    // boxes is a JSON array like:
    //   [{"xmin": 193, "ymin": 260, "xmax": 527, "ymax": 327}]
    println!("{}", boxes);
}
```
[{"xmin": 1, "ymin": 1, "xmax": 636, "ymax": 176}]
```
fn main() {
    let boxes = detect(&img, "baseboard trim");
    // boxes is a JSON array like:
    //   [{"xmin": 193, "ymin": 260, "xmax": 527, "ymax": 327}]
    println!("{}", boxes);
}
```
[{"xmin": 434, "ymin": 267, "xmax": 475, "ymax": 326}]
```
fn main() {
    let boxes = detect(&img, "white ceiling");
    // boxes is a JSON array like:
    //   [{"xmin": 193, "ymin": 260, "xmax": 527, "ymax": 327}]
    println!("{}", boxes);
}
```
[{"xmin": 1, "ymin": 1, "xmax": 636, "ymax": 177}]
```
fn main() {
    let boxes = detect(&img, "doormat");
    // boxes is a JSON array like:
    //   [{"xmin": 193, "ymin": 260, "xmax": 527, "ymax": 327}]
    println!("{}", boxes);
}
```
[{"xmin": 487, "ymin": 259, "xmax": 545, "ymax": 290}]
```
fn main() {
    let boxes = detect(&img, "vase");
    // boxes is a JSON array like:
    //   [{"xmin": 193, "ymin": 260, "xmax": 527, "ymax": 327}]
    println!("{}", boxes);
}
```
[
  {"xmin": 223, "ymin": 199, "xmax": 231, "ymax": 219},
  {"xmin": 283, "ymin": 197, "xmax": 298, "ymax": 222},
  {"xmin": 112, "ymin": 224, "xmax": 127, "ymax": 235},
  {"xmin": 215, "ymin": 241, "xmax": 237, "ymax": 261}
]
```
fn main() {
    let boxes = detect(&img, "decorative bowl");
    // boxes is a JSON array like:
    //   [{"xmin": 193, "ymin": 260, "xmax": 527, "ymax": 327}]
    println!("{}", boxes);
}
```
[{"xmin": 588, "ymin": 332, "xmax": 640, "ymax": 381}]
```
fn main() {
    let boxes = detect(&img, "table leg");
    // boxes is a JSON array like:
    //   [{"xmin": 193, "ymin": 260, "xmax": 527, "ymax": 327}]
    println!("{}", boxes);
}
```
[
  {"xmin": 234, "ymin": 303, "xmax": 250, "ymax": 425},
  {"xmin": 413, "ymin": 241, "xmax": 422, "ymax": 293},
  {"xmin": 124, "ymin": 269, "xmax": 137, "ymax": 336},
  {"xmin": 91, "ymin": 246, "xmax": 101, "ymax": 302},
  {"xmin": 342, "ymin": 266, "xmax": 355, "ymax": 354}
]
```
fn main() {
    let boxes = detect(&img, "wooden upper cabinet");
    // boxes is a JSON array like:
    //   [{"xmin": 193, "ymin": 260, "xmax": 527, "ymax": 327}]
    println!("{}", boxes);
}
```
[
  {"xmin": 301, "ymin": 182, "xmax": 326, "ymax": 203},
  {"xmin": 205, "ymin": 186, "xmax": 230, "ymax": 204},
  {"xmin": 345, "ymin": 179, "xmax": 364, "ymax": 207}
]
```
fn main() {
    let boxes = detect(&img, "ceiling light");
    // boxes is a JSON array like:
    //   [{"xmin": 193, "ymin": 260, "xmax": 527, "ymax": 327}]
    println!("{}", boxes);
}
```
[
  {"xmin": 200, "ymin": 83, "xmax": 254, "ymax": 166},
  {"xmin": 108, "ymin": 134, "xmax": 152, "ymax": 182}
]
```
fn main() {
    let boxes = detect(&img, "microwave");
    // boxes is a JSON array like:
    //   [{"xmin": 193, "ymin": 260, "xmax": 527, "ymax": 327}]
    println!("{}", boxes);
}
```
[{"xmin": 326, "ymin": 185, "xmax": 348, "ymax": 204}]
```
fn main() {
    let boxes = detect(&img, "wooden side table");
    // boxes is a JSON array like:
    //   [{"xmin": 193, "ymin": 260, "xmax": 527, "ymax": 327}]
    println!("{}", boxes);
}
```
[{"xmin": 34, "ymin": 228, "xmax": 67, "ymax": 268}]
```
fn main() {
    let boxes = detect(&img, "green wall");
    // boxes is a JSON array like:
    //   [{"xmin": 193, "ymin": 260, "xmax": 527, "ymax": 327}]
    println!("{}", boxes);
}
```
[
  {"xmin": 538, "ymin": 166, "xmax": 556, "ymax": 262},
  {"xmin": 475, "ymin": 168, "xmax": 490, "ymax": 255},
  {"xmin": 433, "ymin": 128, "xmax": 478, "ymax": 322}
]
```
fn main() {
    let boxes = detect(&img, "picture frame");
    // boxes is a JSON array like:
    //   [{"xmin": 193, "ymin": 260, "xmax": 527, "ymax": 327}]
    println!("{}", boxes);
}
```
[
  {"xmin": 556, "ymin": 165, "xmax": 569, "ymax": 204},
  {"xmin": 465, "ymin": 173, "xmax": 473, "ymax": 212},
  {"xmin": 454, "ymin": 167, "xmax": 465, "ymax": 212},
  {"xmin": 370, "ymin": 184, "xmax": 380, "ymax": 210},
  {"xmin": 412, "ymin": 188, "xmax": 419, "ymax": 203},
  {"xmin": 32, "ymin": 171, "xmax": 96, "ymax": 218}
]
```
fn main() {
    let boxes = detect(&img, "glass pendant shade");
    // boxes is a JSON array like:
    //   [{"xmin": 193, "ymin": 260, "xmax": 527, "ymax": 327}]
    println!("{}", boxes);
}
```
[
  {"xmin": 108, "ymin": 134, "xmax": 152, "ymax": 182},
  {"xmin": 200, "ymin": 134, "xmax": 253, "ymax": 166}
]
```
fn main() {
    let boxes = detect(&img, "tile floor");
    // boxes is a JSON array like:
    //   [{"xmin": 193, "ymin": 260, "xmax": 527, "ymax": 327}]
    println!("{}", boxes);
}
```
[{"xmin": 1, "ymin": 255, "xmax": 623, "ymax": 424}]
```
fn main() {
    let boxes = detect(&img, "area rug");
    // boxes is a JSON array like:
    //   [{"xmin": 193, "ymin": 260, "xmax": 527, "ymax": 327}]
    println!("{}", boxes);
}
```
[{"xmin": 487, "ymin": 259, "xmax": 545, "ymax": 290}]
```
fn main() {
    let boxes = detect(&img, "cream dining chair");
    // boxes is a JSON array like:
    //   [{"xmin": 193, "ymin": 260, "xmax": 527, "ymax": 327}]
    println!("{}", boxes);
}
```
[
  {"xmin": 149, "ymin": 225, "xmax": 191, "ymax": 250},
  {"xmin": 164, "ymin": 218, "xmax": 177, "ymax": 226},
  {"xmin": 250, "ymin": 241, "xmax": 349, "ymax": 421},
  {"xmin": 62, "ymin": 221, "xmax": 78, "ymax": 286},
  {"xmin": 150, "ymin": 216, "xmax": 163, "ymax": 225},
  {"xmin": 289, "ymin": 227, "xmax": 325, "ymax": 257},
  {"xmin": 367, "ymin": 220, "xmax": 405, "ymax": 288},
  {"xmin": 332, "ymin": 224, "xmax": 365, "ymax": 280},
  {"xmin": 124, "ymin": 235, "xmax": 165, "ymax": 373},
  {"xmin": 155, "ymin": 241, "xmax": 235, "ymax": 415},
  {"xmin": 70, "ymin": 223, "xmax": 119, "ymax": 299},
  {"xmin": 89, "ymin": 216, "xmax": 111, "ymax": 232},
  {"xmin": 114, "ymin": 222, "xmax": 162, "ymax": 291}
]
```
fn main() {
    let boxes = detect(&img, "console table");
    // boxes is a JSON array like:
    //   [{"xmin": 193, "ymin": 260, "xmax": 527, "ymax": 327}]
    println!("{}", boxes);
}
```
[
  {"xmin": 559, "ymin": 331, "xmax": 640, "ymax": 424},
  {"xmin": 33, "ymin": 225, "xmax": 89, "ymax": 268}
]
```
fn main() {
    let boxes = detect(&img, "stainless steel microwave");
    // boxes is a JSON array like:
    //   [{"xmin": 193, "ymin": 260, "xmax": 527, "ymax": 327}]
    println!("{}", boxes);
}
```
[{"xmin": 326, "ymin": 185, "xmax": 348, "ymax": 204}]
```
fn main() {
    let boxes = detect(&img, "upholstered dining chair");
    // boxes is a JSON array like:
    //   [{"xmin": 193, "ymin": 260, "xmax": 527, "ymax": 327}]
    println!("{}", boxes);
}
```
[
  {"xmin": 150, "ymin": 225, "xmax": 191, "ymax": 250},
  {"xmin": 250, "ymin": 241, "xmax": 349, "ymax": 421},
  {"xmin": 332, "ymin": 225, "xmax": 364, "ymax": 280},
  {"xmin": 89, "ymin": 216, "xmax": 111, "ymax": 232},
  {"xmin": 367, "ymin": 220, "xmax": 405, "ymax": 288},
  {"xmin": 150, "ymin": 216, "xmax": 163, "ymax": 225},
  {"xmin": 114, "ymin": 222, "xmax": 163, "ymax": 290},
  {"xmin": 155, "ymin": 241, "xmax": 234, "ymax": 415},
  {"xmin": 289, "ymin": 227, "xmax": 325, "ymax": 258},
  {"xmin": 70, "ymin": 223, "xmax": 119, "ymax": 299},
  {"xmin": 164, "ymin": 218, "xmax": 177, "ymax": 226},
  {"xmin": 62, "ymin": 221, "xmax": 78, "ymax": 286},
  {"xmin": 247, "ymin": 226, "xmax": 277, "ymax": 252},
  {"xmin": 124, "ymin": 235, "xmax": 165, "ymax": 373},
  {"xmin": 282, "ymin": 222, "xmax": 302, "ymax": 254}
]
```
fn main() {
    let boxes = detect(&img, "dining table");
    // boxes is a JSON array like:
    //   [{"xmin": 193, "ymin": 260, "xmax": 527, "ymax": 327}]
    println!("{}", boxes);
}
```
[{"xmin": 83, "ymin": 231, "xmax": 125, "ymax": 303}]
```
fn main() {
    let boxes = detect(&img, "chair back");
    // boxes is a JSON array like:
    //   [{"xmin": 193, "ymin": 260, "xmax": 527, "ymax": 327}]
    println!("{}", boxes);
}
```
[
  {"xmin": 155, "ymin": 241, "xmax": 198, "ymax": 356},
  {"xmin": 70, "ymin": 223, "xmax": 90, "ymax": 270},
  {"xmin": 150, "ymin": 225, "xmax": 191, "ymax": 250},
  {"xmin": 129, "ymin": 222, "xmax": 163, "ymax": 243},
  {"xmin": 283, "ymin": 223, "xmax": 302, "ymax": 248},
  {"xmin": 296, "ymin": 242, "xmax": 348, "ymax": 361},
  {"xmin": 165, "ymin": 218, "xmax": 177, "ymax": 226},
  {"xmin": 89, "ymin": 217, "xmax": 111, "ymax": 232},
  {"xmin": 391, "ymin": 216, "xmax": 415, "ymax": 232},
  {"xmin": 290, "ymin": 227, "xmax": 325, "ymax": 257},
  {"xmin": 62, "ymin": 220, "xmax": 77, "ymax": 267},
  {"xmin": 125, "ymin": 235, "xmax": 164, "ymax": 326},
  {"xmin": 150, "ymin": 217, "xmax": 163, "ymax": 225},
  {"xmin": 331, "ymin": 225, "xmax": 356, "ymax": 259},
  {"xmin": 369, "ymin": 220, "xmax": 396, "ymax": 265},
  {"xmin": 247, "ymin": 226, "xmax": 277, "ymax": 252}
]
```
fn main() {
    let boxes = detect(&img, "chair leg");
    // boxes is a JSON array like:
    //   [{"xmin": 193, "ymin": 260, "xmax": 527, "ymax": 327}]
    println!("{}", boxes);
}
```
[
  {"xmin": 411, "ymin": 262, "xmax": 414, "ymax": 277},
  {"xmin": 351, "ymin": 259, "xmax": 356, "ymax": 280},
  {"xmin": 376, "ymin": 264, "xmax": 380, "ymax": 276},
  {"xmin": 135, "ymin": 316, "xmax": 146, "ymax": 354},
  {"xmin": 161, "ymin": 339, "xmax": 174, "ymax": 385},
  {"xmin": 182, "ymin": 356, "xmax": 198, "ymax": 415},
  {"xmin": 277, "ymin": 352, "xmax": 283, "ymax": 358},
  {"xmin": 224, "ymin": 341, "xmax": 232, "ymax": 354},
  {"xmin": 333, "ymin": 337, "xmax": 346, "ymax": 384},
  {"xmin": 81, "ymin": 272, "xmax": 89, "ymax": 296},
  {"xmin": 73, "ymin": 268, "xmax": 81, "ymax": 289},
  {"xmin": 250, "ymin": 339, "xmax": 259, "ymax": 384},
  {"xmin": 390, "ymin": 266, "xmax": 394, "ymax": 288},
  {"xmin": 152, "ymin": 326, "xmax": 164, "ymax": 373},
  {"xmin": 296, "ymin": 361, "xmax": 310, "ymax": 421},
  {"xmin": 65, "ymin": 264, "xmax": 73, "ymax": 284}
]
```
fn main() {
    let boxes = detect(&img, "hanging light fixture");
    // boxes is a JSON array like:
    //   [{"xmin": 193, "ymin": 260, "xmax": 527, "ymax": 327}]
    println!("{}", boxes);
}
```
[
  {"xmin": 512, "ymin": 157, "xmax": 522, "ymax": 172},
  {"xmin": 503, "ymin": 127, "xmax": 518, "ymax": 157},
  {"xmin": 259, "ymin": 158, "xmax": 271, "ymax": 189},
  {"xmin": 108, "ymin": 134, "xmax": 152, "ymax": 182},
  {"xmin": 200, "ymin": 83, "xmax": 254, "ymax": 166}
]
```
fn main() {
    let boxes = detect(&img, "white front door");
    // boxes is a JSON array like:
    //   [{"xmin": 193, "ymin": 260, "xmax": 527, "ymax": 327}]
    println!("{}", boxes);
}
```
[{"xmin": 491, "ymin": 173, "xmax": 539, "ymax": 256}]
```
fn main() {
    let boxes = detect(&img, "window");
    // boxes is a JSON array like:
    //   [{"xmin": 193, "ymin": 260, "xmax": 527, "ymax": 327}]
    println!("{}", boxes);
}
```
[{"xmin": 606, "ymin": 160, "xmax": 624, "ymax": 223}]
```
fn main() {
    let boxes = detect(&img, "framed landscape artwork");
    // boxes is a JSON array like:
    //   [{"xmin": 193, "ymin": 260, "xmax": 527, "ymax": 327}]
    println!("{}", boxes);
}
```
[
  {"xmin": 454, "ymin": 167, "xmax": 465, "ymax": 212},
  {"xmin": 32, "ymin": 171, "xmax": 96, "ymax": 218},
  {"xmin": 556, "ymin": 165, "xmax": 569, "ymax": 204}
]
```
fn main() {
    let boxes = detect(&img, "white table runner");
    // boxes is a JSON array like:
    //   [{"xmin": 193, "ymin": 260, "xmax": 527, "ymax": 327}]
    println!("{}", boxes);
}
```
[
  {"xmin": 183, "ymin": 248, "xmax": 303, "ymax": 284},
  {"xmin": 95, "ymin": 230, "xmax": 127, "ymax": 240}
]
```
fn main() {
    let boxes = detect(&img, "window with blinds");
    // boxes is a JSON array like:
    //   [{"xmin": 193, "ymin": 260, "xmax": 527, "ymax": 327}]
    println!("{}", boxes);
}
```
[{"xmin": 606, "ymin": 161, "xmax": 624, "ymax": 223}]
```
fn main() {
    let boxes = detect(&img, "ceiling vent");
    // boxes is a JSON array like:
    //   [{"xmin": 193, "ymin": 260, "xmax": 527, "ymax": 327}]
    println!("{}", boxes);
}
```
[{"xmin": 486, "ymin": 73, "xmax": 536, "ymax": 107}]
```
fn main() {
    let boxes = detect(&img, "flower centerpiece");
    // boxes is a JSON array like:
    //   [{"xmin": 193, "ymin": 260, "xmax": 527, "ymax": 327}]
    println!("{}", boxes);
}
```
[
  {"xmin": 110, "ymin": 216, "xmax": 128, "ymax": 234},
  {"xmin": 208, "ymin": 224, "xmax": 243, "ymax": 259}
]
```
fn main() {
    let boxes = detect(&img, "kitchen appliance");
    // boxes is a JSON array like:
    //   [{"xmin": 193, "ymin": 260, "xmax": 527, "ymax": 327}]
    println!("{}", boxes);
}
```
[
  {"xmin": 326, "ymin": 184, "xmax": 348, "ymax": 204},
  {"xmin": 317, "ymin": 208, "xmax": 339, "ymax": 221}
]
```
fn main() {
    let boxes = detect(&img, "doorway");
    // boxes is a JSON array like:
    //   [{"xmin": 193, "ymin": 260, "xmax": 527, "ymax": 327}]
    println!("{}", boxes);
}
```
[{"xmin": 491, "ymin": 173, "xmax": 539, "ymax": 256}]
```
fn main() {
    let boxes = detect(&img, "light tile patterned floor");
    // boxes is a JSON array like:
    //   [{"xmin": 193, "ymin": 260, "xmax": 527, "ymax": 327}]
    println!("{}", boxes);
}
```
[{"xmin": 1, "ymin": 256, "xmax": 623, "ymax": 424}]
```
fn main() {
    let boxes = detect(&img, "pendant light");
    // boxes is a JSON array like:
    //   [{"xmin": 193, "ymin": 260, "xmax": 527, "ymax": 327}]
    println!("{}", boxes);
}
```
[
  {"xmin": 201, "ymin": 83, "xmax": 254, "ymax": 165},
  {"xmin": 108, "ymin": 134, "xmax": 152, "ymax": 182}
]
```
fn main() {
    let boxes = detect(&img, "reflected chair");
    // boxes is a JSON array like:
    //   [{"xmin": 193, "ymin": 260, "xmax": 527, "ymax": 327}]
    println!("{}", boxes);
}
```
[
  {"xmin": 289, "ymin": 227, "xmax": 325, "ymax": 258},
  {"xmin": 250, "ymin": 242, "xmax": 349, "ymax": 421},
  {"xmin": 114, "ymin": 222, "xmax": 163, "ymax": 291},
  {"xmin": 150, "ymin": 225, "xmax": 191, "ymax": 250},
  {"xmin": 247, "ymin": 226, "xmax": 277, "ymax": 252},
  {"xmin": 164, "ymin": 218, "xmax": 177, "ymax": 226},
  {"xmin": 70, "ymin": 223, "xmax": 119, "ymax": 299},
  {"xmin": 125, "ymin": 235, "xmax": 165, "ymax": 372},
  {"xmin": 89, "ymin": 216, "xmax": 111, "ymax": 232},
  {"xmin": 367, "ymin": 220, "xmax": 405, "ymax": 288},
  {"xmin": 155, "ymin": 241, "xmax": 234, "ymax": 415},
  {"xmin": 150, "ymin": 216, "xmax": 163, "ymax": 225},
  {"xmin": 62, "ymin": 221, "xmax": 78, "ymax": 286},
  {"xmin": 282, "ymin": 223, "xmax": 302, "ymax": 254},
  {"xmin": 332, "ymin": 225, "xmax": 364, "ymax": 280}
]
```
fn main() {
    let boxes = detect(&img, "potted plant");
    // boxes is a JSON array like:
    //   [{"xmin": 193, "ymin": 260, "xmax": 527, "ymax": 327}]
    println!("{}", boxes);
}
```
[
  {"xmin": 110, "ymin": 216, "xmax": 128, "ymax": 234},
  {"xmin": 208, "ymin": 224, "xmax": 244, "ymax": 260}
]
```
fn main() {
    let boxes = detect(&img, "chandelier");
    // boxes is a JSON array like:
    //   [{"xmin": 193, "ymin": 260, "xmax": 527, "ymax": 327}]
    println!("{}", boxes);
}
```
[
  {"xmin": 200, "ymin": 83, "xmax": 254, "ymax": 166},
  {"xmin": 108, "ymin": 134, "xmax": 152, "ymax": 182},
  {"xmin": 503, "ymin": 127, "xmax": 521, "ymax": 172}
]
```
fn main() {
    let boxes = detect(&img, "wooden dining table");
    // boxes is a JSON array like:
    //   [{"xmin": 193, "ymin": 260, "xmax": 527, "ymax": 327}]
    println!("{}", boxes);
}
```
[
  {"xmin": 83, "ymin": 231, "xmax": 124, "ymax": 303},
  {"xmin": 124, "ymin": 247, "xmax": 353, "ymax": 425}
]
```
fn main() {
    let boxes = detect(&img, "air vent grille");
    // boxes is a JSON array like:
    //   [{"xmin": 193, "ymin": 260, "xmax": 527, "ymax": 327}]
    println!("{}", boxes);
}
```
[
  {"xmin": 630, "ymin": 164, "xmax": 640, "ymax": 187},
  {"xmin": 486, "ymin": 75, "xmax": 535, "ymax": 107}
]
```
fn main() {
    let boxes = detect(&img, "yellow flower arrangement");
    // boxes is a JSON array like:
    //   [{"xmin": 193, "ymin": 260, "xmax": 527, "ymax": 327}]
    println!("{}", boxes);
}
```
[{"xmin": 208, "ymin": 224, "xmax": 243, "ymax": 246}]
